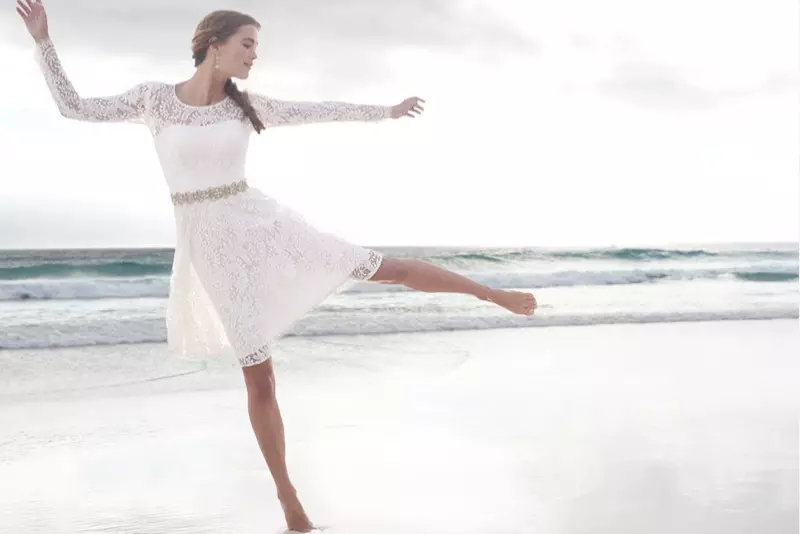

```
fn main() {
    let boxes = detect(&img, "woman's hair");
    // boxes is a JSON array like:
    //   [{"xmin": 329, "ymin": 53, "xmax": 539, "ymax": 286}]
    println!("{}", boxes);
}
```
[{"xmin": 191, "ymin": 10, "xmax": 266, "ymax": 134}]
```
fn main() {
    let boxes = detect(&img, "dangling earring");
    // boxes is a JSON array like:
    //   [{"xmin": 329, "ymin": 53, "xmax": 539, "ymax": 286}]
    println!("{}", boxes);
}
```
[{"xmin": 214, "ymin": 51, "xmax": 220, "ymax": 70}]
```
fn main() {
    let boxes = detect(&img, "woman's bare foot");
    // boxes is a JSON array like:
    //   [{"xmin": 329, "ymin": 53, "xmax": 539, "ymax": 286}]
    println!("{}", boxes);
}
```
[
  {"xmin": 481, "ymin": 289, "xmax": 537, "ymax": 315},
  {"xmin": 279, "ymin": 493, "xmax": 315, "ymax": 532}
]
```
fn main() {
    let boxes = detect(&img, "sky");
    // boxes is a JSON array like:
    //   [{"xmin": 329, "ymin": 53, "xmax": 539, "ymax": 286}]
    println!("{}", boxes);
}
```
[{"xmin": 0, "ymin": 0, "xmax": 797, "ymax": 249}]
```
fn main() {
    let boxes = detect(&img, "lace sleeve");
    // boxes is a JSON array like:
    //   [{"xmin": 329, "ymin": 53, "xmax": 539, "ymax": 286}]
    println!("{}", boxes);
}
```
[
  {"xmin": 34, "ymin": 38, "xmax": 149, "ymax": 123},
  {"xmin": 250, "ymin": 93, "xmax": 392, "ymax": 127}
]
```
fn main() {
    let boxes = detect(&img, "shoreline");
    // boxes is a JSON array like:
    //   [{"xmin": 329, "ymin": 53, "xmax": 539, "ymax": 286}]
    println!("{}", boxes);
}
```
[
  {"xmin": 0, "ymin": 317, "xmax": 796, "ymax": 404},
  {"xmin": 1, "ymin": 314, "xmax": 797, "ymax": 353}
]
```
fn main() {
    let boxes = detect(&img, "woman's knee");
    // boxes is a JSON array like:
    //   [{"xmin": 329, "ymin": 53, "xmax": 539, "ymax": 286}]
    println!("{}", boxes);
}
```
[
  {"xmin": 243, "ymin": 359, "xmax": 276, "ymax": 401},
  {"xmin": 369, "ymin": 257, "xmax": 410, "ymax": 283}
]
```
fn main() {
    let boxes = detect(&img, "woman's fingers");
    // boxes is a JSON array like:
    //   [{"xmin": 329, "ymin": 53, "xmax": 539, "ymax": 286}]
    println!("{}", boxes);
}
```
[
  {"xmin": 393, "ymin": 97, "xmax": 425, "ymax": 119},
  {"xmin": 20, "ymin": 0, "xmax": 43, "ymax": 18},
  {"xmin": 16, "ymin": 0, "xmax": 31, "ymax": 16}
]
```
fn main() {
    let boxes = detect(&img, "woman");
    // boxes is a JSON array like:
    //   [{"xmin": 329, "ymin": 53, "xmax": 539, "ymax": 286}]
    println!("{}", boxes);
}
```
[{"xmin": 18, "ymin": 2, "xmax": 537, "ymax": 532}]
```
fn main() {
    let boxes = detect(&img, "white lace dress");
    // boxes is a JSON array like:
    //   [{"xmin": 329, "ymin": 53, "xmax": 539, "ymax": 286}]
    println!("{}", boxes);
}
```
[{"xmin": 35, "ymin": 38, "xmax": 390, "ymax": 366}]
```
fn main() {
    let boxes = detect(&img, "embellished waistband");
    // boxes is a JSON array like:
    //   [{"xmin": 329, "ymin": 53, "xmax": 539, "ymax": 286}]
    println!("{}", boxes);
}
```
[{"xmin": 171, "ymin": 180, "xmax": 249, "ymax": 206}]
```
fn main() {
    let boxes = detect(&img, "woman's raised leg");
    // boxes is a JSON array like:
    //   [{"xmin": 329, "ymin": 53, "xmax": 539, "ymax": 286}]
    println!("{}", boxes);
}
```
[{"xmin": 369, "ymin": 257, "xmax": 537, "ymax": 315}]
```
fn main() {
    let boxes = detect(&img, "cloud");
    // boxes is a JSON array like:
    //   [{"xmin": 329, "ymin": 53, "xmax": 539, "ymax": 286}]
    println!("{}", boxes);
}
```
[
  {"xmin": 553, "ymin": 11, "xmax": 798, "ymax": 112},
  {"xmin": 1, "ymin": 0, "xmax": 535, "ymax": 84},
  {"xmin": 597, "ymin": 61, "xmax": 799, "ymax": 110},
  {"xmin": 597, "ymin": 61, "xmax": 715, "ymax": 110}
]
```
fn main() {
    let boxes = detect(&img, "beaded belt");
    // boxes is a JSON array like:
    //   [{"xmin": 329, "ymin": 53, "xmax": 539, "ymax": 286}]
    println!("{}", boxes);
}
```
[{"xmin": 171, "ymin": 179, "xmax": 249, "ymax": 206}]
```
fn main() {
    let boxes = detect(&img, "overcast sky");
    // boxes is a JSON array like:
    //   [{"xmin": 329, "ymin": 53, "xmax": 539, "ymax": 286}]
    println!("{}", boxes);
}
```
[{"xmin": 0, "ymin": 0, "xmax": 797, "ymax": 249}]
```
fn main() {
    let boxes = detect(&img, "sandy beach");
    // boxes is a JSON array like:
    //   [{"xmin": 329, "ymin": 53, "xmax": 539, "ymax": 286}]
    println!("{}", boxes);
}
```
[{"xmin": 0, "ymin": 319, "xmax": 797, "ymax": 533}]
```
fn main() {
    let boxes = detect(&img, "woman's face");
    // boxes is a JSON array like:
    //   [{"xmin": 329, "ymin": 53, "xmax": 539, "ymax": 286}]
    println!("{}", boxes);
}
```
[{"xmin": 214, "ymin": 24, "xmax": 259, "ymax": 80}]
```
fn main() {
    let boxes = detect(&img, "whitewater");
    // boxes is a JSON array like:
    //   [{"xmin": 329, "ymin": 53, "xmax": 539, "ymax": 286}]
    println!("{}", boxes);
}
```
[{"xmin": 1, "ymin": 243, "xmax": 797, "ymax": 349}]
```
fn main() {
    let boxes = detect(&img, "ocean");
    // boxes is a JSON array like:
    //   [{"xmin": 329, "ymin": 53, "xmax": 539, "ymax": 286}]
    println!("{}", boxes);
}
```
[
  {"xmin": 0, "ymin": 242, "xmax": 797, "ymax": 351},
  {"xmin": 1, "ymin": 244, "xmax": 797, "ymax": 533}
]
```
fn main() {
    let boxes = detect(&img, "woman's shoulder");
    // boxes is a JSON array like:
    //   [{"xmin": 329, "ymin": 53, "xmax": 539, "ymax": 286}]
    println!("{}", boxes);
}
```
[
  {"xmin": 137, "ymin": 81, "xmax": 172, "ymax": 92},
  {"xmin": 130, "ymin": 81, "xmax": 181, "ymax": 106}
]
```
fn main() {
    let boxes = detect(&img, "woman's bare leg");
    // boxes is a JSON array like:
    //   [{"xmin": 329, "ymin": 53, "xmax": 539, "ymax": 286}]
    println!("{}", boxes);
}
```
[
  {"xmin": 242, "ymin": 358, "xmax": 315, "ymax": 532},
  {"xmin": 369, "ymin": 257, "xmax": 537, "ymax": 315}
]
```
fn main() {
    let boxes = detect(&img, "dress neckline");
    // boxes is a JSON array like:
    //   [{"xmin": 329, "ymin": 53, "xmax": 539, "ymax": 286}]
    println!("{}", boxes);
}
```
[{"xmin": 172, "ymin": 83, "xmax": 230, "ymax": 109}]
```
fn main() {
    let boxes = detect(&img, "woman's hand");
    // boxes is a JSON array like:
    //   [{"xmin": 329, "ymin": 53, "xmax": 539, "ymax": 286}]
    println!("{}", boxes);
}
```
[
  {"xmin": 16, "ymin": 0, "xmax": 49, "ymax": 42},
  {"xmin": 391, "ymin": 97, "xmax": 425, "ymax": 119}
]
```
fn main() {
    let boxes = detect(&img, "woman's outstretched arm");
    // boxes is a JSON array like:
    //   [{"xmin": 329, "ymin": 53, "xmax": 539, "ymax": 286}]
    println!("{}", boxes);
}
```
[
  {"xmin": 249, "ymin": 93, "xmax": 425, "ymax": 128},
  {"xmin": 35, "ymin": 39, "xmax": 150, "ymax": 122},
  {"xmin": 18, "ymin": 0, "xmax": 149, "ymax": 122},
  {"xmin": 250, "ymin": 94, "xmax": 392, "ymax": 127}
]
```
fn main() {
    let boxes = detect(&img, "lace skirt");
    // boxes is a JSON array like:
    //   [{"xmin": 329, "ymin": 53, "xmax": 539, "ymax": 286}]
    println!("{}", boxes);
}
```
[{"xmin": 165, "ymin": 185, "xmax": 383, "ymax": 367}]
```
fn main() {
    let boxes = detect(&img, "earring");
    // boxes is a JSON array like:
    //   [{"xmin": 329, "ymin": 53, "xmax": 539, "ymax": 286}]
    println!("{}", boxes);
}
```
[{"xmin": 214, "ymin": 52, "xmax": 220, "ymax": 70}]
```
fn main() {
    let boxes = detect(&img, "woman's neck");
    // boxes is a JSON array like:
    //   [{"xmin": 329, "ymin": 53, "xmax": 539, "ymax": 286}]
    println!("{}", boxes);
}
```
[{"xmin": 177, "ymin": 66, "xmax": 228, "ymax": 106}]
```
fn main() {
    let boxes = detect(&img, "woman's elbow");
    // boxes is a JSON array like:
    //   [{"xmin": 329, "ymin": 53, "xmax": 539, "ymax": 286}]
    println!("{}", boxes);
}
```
[{"xmin": 57, "ymin": 103, "xmax": 88, "ymax": 121}]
